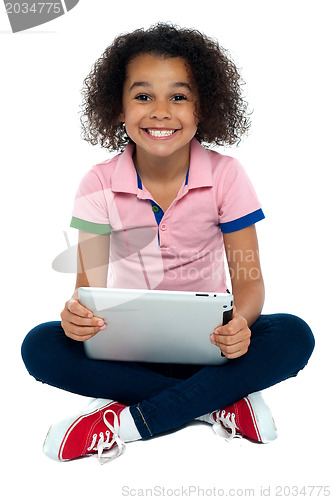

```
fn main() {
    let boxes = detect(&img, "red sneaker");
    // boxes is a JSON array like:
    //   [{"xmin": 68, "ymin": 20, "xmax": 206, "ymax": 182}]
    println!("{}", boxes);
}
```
[
  {"xmin": 43, "ymin": 399, "xmax": 127, "ymax": 463},
  {"xmin": 211, "ymin": 392, "xmax": 277, "ymax": 443}
]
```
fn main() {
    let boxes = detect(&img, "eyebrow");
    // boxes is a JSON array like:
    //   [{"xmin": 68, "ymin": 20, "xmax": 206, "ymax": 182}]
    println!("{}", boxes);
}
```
[{"xmin": 129, "ymin": 81, "xmax": 192, "ymax": 92}]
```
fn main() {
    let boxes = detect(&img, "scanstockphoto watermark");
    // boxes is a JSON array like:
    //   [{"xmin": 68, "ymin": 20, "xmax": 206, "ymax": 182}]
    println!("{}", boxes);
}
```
[
  {"xmin": 3, "ymin": 0, "xmax": 79, "ymax": 32},
  {"xmin": 121, "ymin": 485, "xmax": 256, "ymax": 497},
  {"xmin": 121, "ymin": 484, "xmax": 332, "ymax": 497},
  {"xmin": 165, "ymin": 244, "xmax": 262, "ymax": 282},
  {"xmin": 52, "ymin": 231, "xmax": 262, "ymax": 282}
]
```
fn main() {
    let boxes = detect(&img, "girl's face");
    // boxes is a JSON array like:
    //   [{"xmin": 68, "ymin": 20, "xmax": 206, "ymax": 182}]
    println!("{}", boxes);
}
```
[{"xmin": 119, "ymin": 53, "xmax": 199, "ymax": 165}]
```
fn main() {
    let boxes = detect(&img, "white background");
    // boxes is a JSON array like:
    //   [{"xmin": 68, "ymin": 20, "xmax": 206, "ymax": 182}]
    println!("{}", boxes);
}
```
[{"xmin": 1, "ymin": 0, "xmax": 331, "ymax": 497}]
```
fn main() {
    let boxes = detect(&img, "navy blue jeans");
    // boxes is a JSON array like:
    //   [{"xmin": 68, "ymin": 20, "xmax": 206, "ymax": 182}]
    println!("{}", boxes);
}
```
[{"xmin": 21, "ymin": 314, "xmax": 314, "ymax": 439}]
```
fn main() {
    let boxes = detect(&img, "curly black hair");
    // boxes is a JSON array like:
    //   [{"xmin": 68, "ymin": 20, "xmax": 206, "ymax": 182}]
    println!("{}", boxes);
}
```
[{"xmin": 80, "ymin": 23, "xmax": 251, "ymax": 151}]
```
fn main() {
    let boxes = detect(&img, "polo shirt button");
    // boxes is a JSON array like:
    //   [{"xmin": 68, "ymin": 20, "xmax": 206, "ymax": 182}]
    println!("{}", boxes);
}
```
[
  {"xmin": 152, "ymin": 205, "xmax": 159, "ymax": 213},
  {"xmin": 160, "ymin": 223, "xmax": 167, "ymax": 231}
]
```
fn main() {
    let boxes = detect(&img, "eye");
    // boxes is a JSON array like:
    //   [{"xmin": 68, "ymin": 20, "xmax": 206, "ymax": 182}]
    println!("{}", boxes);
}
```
[
  {"xmin": 171, "ymin": 94, "xmax": 187, "ymax": 102},
  {"xmin": 135, "ymin": 94, "xmax": 151, "ymax": 102}
]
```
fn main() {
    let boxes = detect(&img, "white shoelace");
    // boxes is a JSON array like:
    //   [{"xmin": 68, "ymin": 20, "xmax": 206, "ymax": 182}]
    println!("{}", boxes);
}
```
[
  {"xmin": 211, "ymin": 410, "xmax": 242, "ymax": 442},
  {"xmin": 87, "ymin": 409, "xmax": 125, "ymax": 464}
]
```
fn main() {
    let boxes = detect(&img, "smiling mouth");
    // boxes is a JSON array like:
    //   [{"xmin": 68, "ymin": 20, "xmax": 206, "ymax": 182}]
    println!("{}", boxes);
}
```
[{"xmin": 145, "ymin": 129, "xmax": 177, "ymax": 137}]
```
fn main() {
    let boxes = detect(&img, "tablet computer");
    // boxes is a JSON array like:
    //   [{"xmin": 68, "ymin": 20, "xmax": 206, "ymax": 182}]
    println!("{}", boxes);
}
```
[{"xmin": 79, "ymin": 287, "xmax": 233, "ymax": 365}]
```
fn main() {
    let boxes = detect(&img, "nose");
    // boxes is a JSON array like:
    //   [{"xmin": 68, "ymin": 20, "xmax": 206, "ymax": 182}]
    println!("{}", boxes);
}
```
[{"xmin": 150, "ymin": 99, "xmax": 171, "ymax": 120}]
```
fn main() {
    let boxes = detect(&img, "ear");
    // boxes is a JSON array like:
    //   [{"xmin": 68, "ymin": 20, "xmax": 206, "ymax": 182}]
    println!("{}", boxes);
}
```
[{"xmin": 118, "ymin": 112, "xmax": 125, "ymax": 123}]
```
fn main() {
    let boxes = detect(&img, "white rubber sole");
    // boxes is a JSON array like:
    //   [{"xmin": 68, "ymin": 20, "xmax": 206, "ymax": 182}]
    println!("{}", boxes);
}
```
[
  {"xmin": 43, "ymin": 398, "xmax": 115, "ymax": 461},
  {"xmin": 244, "ymin": 392, "xmax": 277, "ymax": 443}
]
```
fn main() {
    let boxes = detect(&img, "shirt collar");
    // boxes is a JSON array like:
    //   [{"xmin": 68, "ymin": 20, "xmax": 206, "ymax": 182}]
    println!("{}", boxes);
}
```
[
  {"xmin": 187, "ymin": 138, "xmax": 214, "ymax": 189},
  {"xmin": 111, "ymin": 138, "xmax": 213, "ymax": 194}
]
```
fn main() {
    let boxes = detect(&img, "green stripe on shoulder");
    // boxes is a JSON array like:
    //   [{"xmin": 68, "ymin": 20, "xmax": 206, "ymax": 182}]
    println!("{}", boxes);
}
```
[{"xmin": 70, "ymin": 217, "xmax": 111, "ymax": 235}]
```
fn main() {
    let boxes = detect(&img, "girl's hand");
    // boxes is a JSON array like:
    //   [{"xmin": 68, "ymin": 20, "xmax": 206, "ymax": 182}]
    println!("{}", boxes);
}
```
[
  {"xmin": 210, "ymin": 307, "xmax": 251, "ymax": 359},
  {"xmin": 60, "ymin": 298, "xmax": 107, "ymax": 342}
]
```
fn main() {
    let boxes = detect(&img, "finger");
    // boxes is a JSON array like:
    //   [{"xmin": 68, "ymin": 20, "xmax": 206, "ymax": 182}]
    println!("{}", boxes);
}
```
[
  {"xmin": 213, "ymin": 339, "xmax": 249, "ymax": 358},
  {"xmin": 65, "ymin": 299, "xmax": 106, "ymax": 324},
  {"xmin": 69, "ymin": 319, "xmax": 106, "ymax": 335},
  {"xmin": 211, "ymin": 324, "xmax": 251, "ymax": 346},
  {"xmin": 215, "ymin": 330, "xmax": 250, "ymax": 353},
  {"xmin": 213, "ymin": 330, "xmax": 250, "ymax": 347},
  {"xmin": 223, "ymin": 342, "xmax": 250, "ymax": 359},
  {"xmin": 63, "ymin": 311, "xmax": 106, "ymax": 328},
  {"xmin": 66, "ymin": 330, "xmax": 98, "ymax": 342},
  {"xmin": 66, "ymin": 321, "xmax": 106, "ymax": 339},
  {"xmin": 214, "ymin": 315, "xmax": 247, "ymax": 337},
  {"xmin": 66, "ymin": 299, "xmax": 93, "ymax": 318}
]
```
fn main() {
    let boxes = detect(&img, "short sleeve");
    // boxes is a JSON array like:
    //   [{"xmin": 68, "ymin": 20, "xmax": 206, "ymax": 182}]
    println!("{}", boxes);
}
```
[
  {"xmin": 218, "ymin": 158, "xmax": 265, "ymax": 233},
  {"xmin": 70, "ymin": 169, "xmax": 111, "ymax": 235}
]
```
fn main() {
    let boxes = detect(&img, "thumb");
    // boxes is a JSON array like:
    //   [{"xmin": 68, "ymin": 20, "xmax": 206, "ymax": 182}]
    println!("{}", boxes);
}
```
[
  {"xmin": 67, "ymin": 298, "xmax": 93, "ymax": 318},
  {"xmin": 66, "ymin": 298, "xmax": 78, "ymax": 311}
]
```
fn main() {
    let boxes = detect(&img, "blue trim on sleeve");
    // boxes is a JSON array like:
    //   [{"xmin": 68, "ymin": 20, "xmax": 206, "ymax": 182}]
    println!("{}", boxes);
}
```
[{"xmin": 220, "ymin": 209, "xmax": 265, "ymax": 233}]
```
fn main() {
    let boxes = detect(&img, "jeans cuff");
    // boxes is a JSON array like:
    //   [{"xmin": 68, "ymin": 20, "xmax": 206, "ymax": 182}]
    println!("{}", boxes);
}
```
[{"xmin": 129, "ymin": 404, "xmax": 153, "ymax": 440}]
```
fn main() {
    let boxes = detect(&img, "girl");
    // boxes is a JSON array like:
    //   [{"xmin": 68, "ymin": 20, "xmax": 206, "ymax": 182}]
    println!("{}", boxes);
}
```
[{"xmin": 21, "ymin": 23, "xmax": 315, "ymax": 464}]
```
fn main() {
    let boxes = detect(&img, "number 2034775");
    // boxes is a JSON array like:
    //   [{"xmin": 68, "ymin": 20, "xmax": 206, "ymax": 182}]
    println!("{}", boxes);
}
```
[
  {"xmin": 273, "ymin": 485, "xmax": 331, "ymax": 496},
  {"xmin": 5, "ymin": 3, "xmax": 62, "ymax": 14}
]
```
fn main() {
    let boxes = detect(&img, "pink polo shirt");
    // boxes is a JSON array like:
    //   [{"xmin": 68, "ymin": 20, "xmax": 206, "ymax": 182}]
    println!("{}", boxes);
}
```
[{"xmin": 70, "ymin": 139, "xmax": 264, "ymax": 292}]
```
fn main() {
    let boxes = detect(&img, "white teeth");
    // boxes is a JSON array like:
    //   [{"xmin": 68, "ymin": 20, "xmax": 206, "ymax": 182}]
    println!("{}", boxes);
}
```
[{"xmin": 147, "ymin": 129, "xmax": 176, "ymax": 137}]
